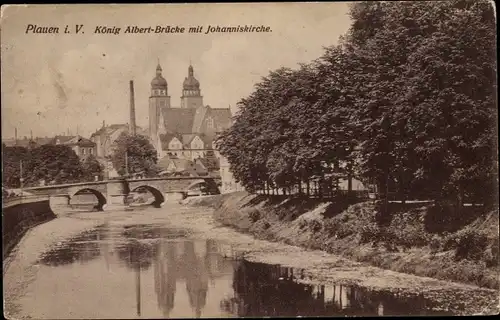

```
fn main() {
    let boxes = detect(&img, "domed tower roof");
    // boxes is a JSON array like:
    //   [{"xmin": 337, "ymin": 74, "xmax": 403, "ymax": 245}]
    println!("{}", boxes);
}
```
[
  {"xmin": 151, "ymin": 63, "xmax": 168, "ymax": 89},
  {"xmin": 183, "ymin": 64, "xmax": 200, "ymax": 90}
]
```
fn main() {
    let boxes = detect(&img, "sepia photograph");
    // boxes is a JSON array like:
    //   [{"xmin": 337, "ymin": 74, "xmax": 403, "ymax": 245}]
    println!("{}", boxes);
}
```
[{"xmin": 1, "ymin": 1, "xmax": 498, "ymax": 318}]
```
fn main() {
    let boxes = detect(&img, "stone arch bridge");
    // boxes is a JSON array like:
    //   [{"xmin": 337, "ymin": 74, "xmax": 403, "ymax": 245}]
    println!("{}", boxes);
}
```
[{"xmin": 22, "ymin": 177, "xmax": 221, "ymax": 211}]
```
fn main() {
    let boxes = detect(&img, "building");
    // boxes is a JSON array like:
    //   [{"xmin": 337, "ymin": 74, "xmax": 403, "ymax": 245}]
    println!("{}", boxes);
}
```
[
  {"xmin": 2, "ymin": 135, "xmax": 96, "ymax": 161},
  {"xmin": 157, "ymin": 156, "xmax": 208, "ymax": 177},
  {"xmin": 51, "ymin": 135, "xmax": 97, "ymax": 159},
  {"xmin": 219, "ymin": 154, "xmax": 244, "ymax": 193},
  {"xmin": 89, "ymin": 122, "xmax": 148, "ymax": 159},
  {"xmin": 148, "ymin": 62, "xmax": 232, "ymax": 164}
]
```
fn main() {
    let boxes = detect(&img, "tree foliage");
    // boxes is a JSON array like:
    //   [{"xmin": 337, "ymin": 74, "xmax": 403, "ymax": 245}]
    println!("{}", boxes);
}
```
[
  {"xmin": 2, "ymin": 144, "xmax": 29, "ymax": 188},
  {"xmin": 81, "ymin": 154, "xmax": 104, "ymax": 181},
  {"xmin": 110, "ymin": 133, "xmax": 159, "ymax": 177},
  {"xmin": 217, "ymin": 0, "xmax": 497, "ymax": 206},
  {"xmin": 2, "ymin": 144, "xmax": 102, "ymax": 187}
]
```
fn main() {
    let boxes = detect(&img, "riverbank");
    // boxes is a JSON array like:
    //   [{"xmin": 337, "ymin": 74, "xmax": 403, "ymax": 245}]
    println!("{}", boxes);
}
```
[
  {"xmin": 184, "ymin": 192, "xmax": 499, "ymax": 291},
  {"xmin": 2, "ymin": 198, "xmax": 57, "ymax": 262},
  {"xmin": 4, "ymin": 203, "xmax": 499, "ymax": 317}
]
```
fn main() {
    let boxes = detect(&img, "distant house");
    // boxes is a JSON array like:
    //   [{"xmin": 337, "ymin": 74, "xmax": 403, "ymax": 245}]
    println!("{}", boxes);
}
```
[
  {"xmin": 89, "ymin": 123, "xmax": 148, "ymax": 159},
  {"xmin": 2, "ymin": 136, "xmax": 53, "ymax": 148},
  {"xmin": 157, "ymin": 155, "xmax": 208, "ymax": 177},
  {"xmin": 50, "ymin": 135, "xmax": 97, "ymax": 160},
  {"xmin": 2, "ymin": 135, "xmax": 96, "ymax": 161}
]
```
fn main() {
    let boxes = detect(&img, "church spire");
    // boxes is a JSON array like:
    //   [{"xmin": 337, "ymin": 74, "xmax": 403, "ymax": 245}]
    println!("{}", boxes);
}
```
[
  {"xmin": 156, "ymin": 58, "xmax": 163, "ymax": 76},
  {"xmin": 188, "ymin": 63, "xmax": 194, "ymax": 77}
]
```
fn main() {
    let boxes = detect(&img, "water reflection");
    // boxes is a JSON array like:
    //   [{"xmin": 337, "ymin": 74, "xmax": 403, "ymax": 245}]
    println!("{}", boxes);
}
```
[
  {"xmin": 38, "ymin": 228, "xmax": 106, "ymax": 266},
  {"xmin": 154, "ymin": 240, "xmax": 178, "ymax": 317},
  {"xmin": 222, "ymin": 260, "xmax": 453, "ymax": 317},
  {"xmin": 31, "ymin": 225, "xmax": 454, "ymax": 319},
  {"xmin": 153, "ymin": 238, "xmax": 235, "ymax": 318}
]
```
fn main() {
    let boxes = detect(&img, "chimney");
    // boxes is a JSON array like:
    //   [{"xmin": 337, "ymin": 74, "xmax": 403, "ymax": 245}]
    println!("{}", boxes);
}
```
[
  {"xmin": 129, "ymin": 80, "xmax": 137, "ymax": 136},
  {"xmin": 15, "ymin": 128, "xmax": 18, "ymax": 145},
  {"xmin": 102, "ymin": 120, "xmax": 105, "ymax": 128},
  {"xmin": 30, "ymin": 130, "xmax": 33, "ymax": 140}
]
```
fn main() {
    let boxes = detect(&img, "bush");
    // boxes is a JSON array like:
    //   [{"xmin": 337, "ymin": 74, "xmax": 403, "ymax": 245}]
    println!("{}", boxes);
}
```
[
  {"xmin": 429, "ymin": 235, "xmax": 442, "ymax": 253},
  {"xmin": 455, "ymin": 230, "xmax": 489, "ymax": 261},
  {"xmin": 360, "ymin": 224, "xmax": 379, "ymax": 244},
  {"xmin": 484, "ymin": 240, "xmax": 499, "ymax": 267},
  {"xmin": 248, "ymin": 209, "xmax": 261, "ymax": 223},
  {"xmin": 323, "ymin": 219, "xmax": 339, "ymax": 236},
  {"xmin": 263, "ymin": 221, "xmax": 271, "ymax": 230},
  {"xmin": 309, "ymin": 219, "xmax": 322, "ymax": 232}
]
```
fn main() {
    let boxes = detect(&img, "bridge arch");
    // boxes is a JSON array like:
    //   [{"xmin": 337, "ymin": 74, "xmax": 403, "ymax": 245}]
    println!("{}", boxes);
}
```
[
  {"xmin": 70, "ymin": 188, "xmax": 107, "ymax": 211},
  {"xmin": 130, "ymin": 185, "xmax": 165, "ymax": 208},
  {"xmin": 186, "ymin": 179, "xmax": 207, "ymax": 191},
  {"xmin": 185, "ymin": 179, "xmax": 221, "ymax": 195}
]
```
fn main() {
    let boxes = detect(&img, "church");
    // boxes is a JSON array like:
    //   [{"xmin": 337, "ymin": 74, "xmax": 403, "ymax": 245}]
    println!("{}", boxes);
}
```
[{"xmin": 148, "ymin": 62, "xmax": 232, "ymax": 162}]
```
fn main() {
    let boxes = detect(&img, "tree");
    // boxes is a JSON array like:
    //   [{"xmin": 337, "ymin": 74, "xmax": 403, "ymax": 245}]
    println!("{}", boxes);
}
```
[
  {"xmin": 345, "ymin": 0, "xmax": 497, "ymax": 206},
  {"xmin": 111, "ymin": 133, "xmax": 159, "ymax": 177},
  {"xmin": 2, "ymin": 145, "xmax": 29, "ymax": 188},
  {"xmin": 23, "ymin": 144, "xmax": 85, "ymax": 186},
  {"xmin": 81, "ymin": 155, "xmax": 104, "ymax": 181}
]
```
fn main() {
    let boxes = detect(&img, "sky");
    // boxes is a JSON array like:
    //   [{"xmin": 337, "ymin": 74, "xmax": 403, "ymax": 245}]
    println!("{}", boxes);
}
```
[{"xmin": 1, "ymin": 3, "xmax": 352, "ymax": 139}]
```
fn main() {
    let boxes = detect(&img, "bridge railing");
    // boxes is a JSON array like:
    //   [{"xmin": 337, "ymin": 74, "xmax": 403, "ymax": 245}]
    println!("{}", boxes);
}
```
[
  {"xmin": 21, "ymin": 176, "xmax": 222, "ymax": 191},
  {"xmin": 2, "ymin": 195, "xmax": 50, "ymax": 209}
]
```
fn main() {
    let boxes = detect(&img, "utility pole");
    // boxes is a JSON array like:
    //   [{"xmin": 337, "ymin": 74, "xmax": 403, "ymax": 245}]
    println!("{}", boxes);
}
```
[
  {"xmin": 125, "ymin": 150, "xmax": 129, "ymax": 177},
  {"xmin": 20, "ymin": 160, "xmax": 24, "ymax": 192}
]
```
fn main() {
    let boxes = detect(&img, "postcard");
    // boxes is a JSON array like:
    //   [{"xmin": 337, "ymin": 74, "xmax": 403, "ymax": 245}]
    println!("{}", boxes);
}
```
[{"xmin": 2, "ymin": 2, "xmax": 498, "ymax": 319}]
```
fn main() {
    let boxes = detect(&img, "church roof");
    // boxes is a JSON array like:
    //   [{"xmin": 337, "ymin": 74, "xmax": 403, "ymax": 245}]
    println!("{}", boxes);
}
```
[
  {"xmin": 151, "ymin": 75, "xmax": 168, "ymax": 88},
  {"xmin": 191, "ymin": 107, "xmax": 209, "ymax": 133},
  {"xmin": 211, "ymin": 108, "xmax": 233, "ymax": 131},
  {"xmin": 160, "ymin": 108, "xmax": 197, "ymax": 134},
  {"xmin": 151, "ymin": 63, "xmax": 168, "ymax": 89},
  {"xmin": 183, "ymin": 65, "xmax": 200, "ymax": 90}
]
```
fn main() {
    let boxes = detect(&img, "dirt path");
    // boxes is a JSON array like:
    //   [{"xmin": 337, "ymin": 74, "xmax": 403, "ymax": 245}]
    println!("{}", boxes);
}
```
[{"xmin": 3, "ymin": 204, "xmax": 499, "ymax": 318}]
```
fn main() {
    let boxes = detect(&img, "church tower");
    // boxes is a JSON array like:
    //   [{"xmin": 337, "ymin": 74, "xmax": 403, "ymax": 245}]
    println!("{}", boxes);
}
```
[
  {"xmin": 181, "ymin": 64, "xmax": 203, "ymax": 109},
  {"xmin": 149, "ymin": 61, "xmax": 171, "ymax": 150}
]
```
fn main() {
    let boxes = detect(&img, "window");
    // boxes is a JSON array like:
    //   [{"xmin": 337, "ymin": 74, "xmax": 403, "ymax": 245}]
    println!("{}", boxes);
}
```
[
  {"xmin": 206, "ymin": 117, "xmax": 214, "ymax": 129},
  {"xmin": 81, "ymin": 148, "xmax": 86, "ymax": 155},
  {"xmin": 89, "ymin": 148, "xmax": 93, "ymax": 155}
]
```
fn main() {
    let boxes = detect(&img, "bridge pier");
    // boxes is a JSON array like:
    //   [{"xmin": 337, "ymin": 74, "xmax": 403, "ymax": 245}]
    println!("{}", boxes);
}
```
[
  {"xmin": 107, "ymin": 194, "xmax": 127, "ymax": 205},
  {"xmin": 103, "ymin": 194, "xmax": 127, "ymax": 210},
  {"xmin": 165, "ymin": 192, "xmax": 185, "ymax": 204},
  {"xmin": 49, "ymin": 195, "xmax": 70, "ymax": 206}
]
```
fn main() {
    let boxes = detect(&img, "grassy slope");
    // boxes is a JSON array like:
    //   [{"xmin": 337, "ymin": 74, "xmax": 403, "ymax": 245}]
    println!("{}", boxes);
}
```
[{"xmin": 187, "ymin": 192, "xmax": 499, "ymax": 289}]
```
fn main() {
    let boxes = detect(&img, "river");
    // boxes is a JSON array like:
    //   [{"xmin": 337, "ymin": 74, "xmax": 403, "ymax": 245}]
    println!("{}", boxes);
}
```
[{"xmin": 3, "ymin": 202, "xmax": 498, "ymax": 318}]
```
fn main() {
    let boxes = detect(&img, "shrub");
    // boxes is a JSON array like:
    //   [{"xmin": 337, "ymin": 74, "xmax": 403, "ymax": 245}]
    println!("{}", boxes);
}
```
[
  {"xmin": 248, "ymin": 209, "xmax": 261, "ymax": 223},
  {"xmin": 360, "ymin": 224, "xmax": 379, "ymax": 244},
  {"xmin": 263, "ymin": 221, "xmax": 271, "ymax": 230},
  {"xmin": 484, "ymin": 239, "xmax": 499, "ymax": 267},
  {"xmin": 396, "ymin": 226, "xmax": 431, "ymax": 249},
  {"xmin": 323, "ymin": 219, "xmax": 340, "ymax": 236},
  {"xmin": 309, "ymin": 219, "xmax": 322, "ymax": 232},
  {"xmin": 455, "ymin": 230, "xmax": 489, "ymax": 261},
  {"xmin": 429, "ymin": 235, "xmax": 442, "ymax": 253}
]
